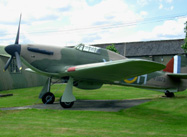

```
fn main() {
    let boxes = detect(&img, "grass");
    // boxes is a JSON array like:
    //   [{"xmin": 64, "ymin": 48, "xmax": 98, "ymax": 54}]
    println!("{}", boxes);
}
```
[
  {"xmin": 1, "ymin": 84, "xmax": 187, "ymax": 136},
  {"xmin": 0, "ymin": 84, "xmax": 163, "ymax": 108}
]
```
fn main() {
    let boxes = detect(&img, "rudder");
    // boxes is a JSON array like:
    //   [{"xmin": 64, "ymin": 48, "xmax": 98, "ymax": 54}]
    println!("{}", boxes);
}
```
[{"xmin": 163, "ymin": 55, "xmax": 181, "ymax": 73}]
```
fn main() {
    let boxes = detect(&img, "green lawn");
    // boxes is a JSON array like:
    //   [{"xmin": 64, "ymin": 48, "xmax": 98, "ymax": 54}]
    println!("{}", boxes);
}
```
[
  {"xmin": 0, "ymin": 84, "xmax": 163, "ymax": 108},
  {"xmin": 1, "ymin": 84, "xmax": 187, "ymax": 136}
]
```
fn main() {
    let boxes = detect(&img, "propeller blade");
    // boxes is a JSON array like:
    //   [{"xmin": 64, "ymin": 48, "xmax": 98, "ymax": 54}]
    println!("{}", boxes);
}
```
[
  {"xmin": 3, "ymin": 14, "xmax": 22, "ymax": 72},
  {"xmin": 3, "ymin": 56, "xmax": 13, "ymax": 72},
  {"xmin": 15, "ymin": 52, "xmax": 22, "ymax": 71},
  {"xmin": 15, "ymin": 14, "xmax": 22, "ymax": 44}
]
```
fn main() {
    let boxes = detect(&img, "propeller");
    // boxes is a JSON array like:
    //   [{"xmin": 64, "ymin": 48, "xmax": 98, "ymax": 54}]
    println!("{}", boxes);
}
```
[{"xmin": 3, "ymin": 14, "xmax": 22, "ymax": 72}]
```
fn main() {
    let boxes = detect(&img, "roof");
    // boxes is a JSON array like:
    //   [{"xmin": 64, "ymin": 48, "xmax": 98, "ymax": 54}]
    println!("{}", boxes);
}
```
[
  {"xmin": 93, "ymin": 43, "xmax": 125, "ymax": 55},
  {"xmin": 125, "ymin": 39, "xmax": 185, "ymax": 57},
  {"xmin": 93, "ymin": 39, "xmax": 185, "ymax": 57}
]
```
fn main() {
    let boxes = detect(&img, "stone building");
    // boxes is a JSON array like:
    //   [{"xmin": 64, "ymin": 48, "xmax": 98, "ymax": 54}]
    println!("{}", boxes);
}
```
[{"xmin": 94, "ymin": 39, "xmax": 185, "ymax": 65}]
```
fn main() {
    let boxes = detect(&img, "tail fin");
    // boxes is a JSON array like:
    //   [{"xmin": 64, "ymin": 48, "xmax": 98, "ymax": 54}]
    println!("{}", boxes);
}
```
[
  {"xmin": 163, "ymin": 55, "xmax": 181, "ymax": 73},
  {"xmin": 163, "ymin": 57, "xmax": 174, "ymax": 73}
]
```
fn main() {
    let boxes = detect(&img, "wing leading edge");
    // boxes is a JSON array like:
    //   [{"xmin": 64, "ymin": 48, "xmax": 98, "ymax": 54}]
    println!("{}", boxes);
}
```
[{"xmin": 66, "ymin": 59, "xmax": 165, "ymax": 82}]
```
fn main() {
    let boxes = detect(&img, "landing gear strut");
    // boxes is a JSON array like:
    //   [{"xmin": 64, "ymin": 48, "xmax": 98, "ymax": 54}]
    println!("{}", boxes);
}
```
[
  {"xmin": 165, "ymin": 91, "xmax": 175, "ymax": 97},
  {"xmin": 40, "ymin": 77, "xmax": 56, "ymax": 104},
  {"xmin": 60, "ymin": 77, "xmax": 76, "ymax": 108}
]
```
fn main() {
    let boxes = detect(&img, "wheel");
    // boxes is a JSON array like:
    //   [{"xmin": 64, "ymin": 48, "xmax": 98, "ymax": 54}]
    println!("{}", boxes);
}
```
[
  {"xmin": 165, "ymin": 91, "xmax": 174, "ymax": 97},
  {"xmin": 60, "ymin": 96, "xmax": 74, "ymax": 108},
  {"xmin": 42, "ymin": 92, "xmax": 55, "ymax": 104}
]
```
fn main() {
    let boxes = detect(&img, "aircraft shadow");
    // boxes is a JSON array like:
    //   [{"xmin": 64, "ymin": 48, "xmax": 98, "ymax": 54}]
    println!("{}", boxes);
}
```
[{"xmin": 0, "ymin": 99, "xmax": 151, "ymax": 112}]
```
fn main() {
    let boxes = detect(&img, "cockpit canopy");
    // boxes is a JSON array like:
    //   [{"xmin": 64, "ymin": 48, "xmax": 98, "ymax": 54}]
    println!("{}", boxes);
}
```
[{"xmin": 76, "ymin": 43, "xmax": 101, "ymax": 54}]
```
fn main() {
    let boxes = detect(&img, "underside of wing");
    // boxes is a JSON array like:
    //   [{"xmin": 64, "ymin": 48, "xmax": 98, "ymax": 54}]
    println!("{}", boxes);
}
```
[
  {"xmin": 66, "ymin": 59, "xmax": 165, "ymax": 82},
  {"xmin": 167, "ymin": 73, "xmax": 187, "ymax": 79}
]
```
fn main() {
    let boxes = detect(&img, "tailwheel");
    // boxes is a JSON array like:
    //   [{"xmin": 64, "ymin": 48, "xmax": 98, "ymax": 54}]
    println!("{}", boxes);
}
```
[
  {"xmin": 165, "ymin": 91, "xmax": 175, "ymax": 97},
  {"xmin": 60, "ymin": 96, "xmax": 74, "ymax": 108},
  {"xmin": 42, "ymin": 92, "xmax": 55, "ymax": 104}
]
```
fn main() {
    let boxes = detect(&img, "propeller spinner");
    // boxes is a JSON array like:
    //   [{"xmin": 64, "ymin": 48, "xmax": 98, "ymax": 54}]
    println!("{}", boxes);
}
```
[{"xmin": 3, "ymin": 14, "xmax": 22, "ymax": 72}]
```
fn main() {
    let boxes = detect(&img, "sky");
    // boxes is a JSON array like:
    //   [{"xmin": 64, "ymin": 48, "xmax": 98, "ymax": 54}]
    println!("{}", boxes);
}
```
[{"xmin": 0, "ymin": 0, "xmax": 187, "ymax": 46}]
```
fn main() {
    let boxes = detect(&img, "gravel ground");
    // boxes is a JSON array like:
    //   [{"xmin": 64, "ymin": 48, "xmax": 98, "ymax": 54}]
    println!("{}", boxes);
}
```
[{"xmin": 0, "ymin": 99, "xmax": 150, "ymax": 112}]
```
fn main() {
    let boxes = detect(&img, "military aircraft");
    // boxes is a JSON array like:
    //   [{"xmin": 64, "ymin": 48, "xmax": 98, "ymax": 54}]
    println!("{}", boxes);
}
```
[
  {"xmin": 120, "ymin": 55, "xmax": 187, "ymax": 97},
  {"xmin": 2, "ymin": 15, "xmax": 165, "ymax": 108}
]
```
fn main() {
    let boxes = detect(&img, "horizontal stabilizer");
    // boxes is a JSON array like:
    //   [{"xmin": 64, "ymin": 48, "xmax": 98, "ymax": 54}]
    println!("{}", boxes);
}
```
[{"xmin": 167, "ymin": 73, "xmax": 187, "ymax": 79}]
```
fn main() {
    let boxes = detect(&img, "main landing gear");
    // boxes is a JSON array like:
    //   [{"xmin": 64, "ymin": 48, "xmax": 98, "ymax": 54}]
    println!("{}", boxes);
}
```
[
  {"xmin": 42, "ymin": 92, "xmax": 55, "ymax": 104},
  {"xmin": 39, "ymin": 77, "xmax": 76, "ymax": 108},
  {"xmin": 59, "ymin": 77, "xmax": 76, "ymax": 108},
  {"xmin": 60, "ymin": 96, "xmax": 74, "ymax": 108}
]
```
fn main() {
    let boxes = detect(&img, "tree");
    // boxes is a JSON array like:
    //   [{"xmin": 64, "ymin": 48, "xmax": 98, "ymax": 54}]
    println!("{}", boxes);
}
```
[
  {"xmin": 106, "ymin": 44, "xmax": 119, "ymax": 54},
  {"xmin": 181, "ymin": 21, "xmax": 187, "ymax": 53}
]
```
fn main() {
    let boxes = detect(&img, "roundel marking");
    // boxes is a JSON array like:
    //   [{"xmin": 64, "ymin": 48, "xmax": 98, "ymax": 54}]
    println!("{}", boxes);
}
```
[{"xmin": 124, "ymin": 77, "xmax": 138, "ymax": 84}]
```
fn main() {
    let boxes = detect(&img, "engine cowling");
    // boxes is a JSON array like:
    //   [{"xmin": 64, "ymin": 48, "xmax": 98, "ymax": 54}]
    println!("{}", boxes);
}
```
[{"xmin": 73, "ymin": 81, "xmax": 103, "ymax": 90}]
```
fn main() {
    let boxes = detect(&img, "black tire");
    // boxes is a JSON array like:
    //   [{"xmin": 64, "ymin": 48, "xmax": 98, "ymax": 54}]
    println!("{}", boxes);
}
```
[
  {"xmin": 165, "ymin": 91, "xmax": 174, "ymax": 97},
  {"xmin": 42, "ymin": 92, "xmax": 55, "ymax": 104},
  {"xmin": 60, "ymin": 96, "xmax": 74, "ymax": 108}
]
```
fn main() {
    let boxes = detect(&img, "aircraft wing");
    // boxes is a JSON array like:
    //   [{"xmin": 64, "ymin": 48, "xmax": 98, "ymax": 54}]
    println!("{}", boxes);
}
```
[
  {"xmin": 167, "ymin": 73, "xmax": 187, "ymax": 79},
  {"xmin": 66, "ymin": 59, "xmax": 165, "ymax": 82}
]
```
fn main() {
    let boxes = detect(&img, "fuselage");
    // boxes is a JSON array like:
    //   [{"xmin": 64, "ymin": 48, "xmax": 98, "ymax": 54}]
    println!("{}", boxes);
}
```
[
  {"xmin": 18, "ymin": 44, "xmax": 187, "ymax": 93},
  {"xmin": 20, "ymin": 44, "xmax": 125, "ymax": 78},
  {"xmin": 117, "ymin": 71, "xmax": 186, "ymax": 92}
]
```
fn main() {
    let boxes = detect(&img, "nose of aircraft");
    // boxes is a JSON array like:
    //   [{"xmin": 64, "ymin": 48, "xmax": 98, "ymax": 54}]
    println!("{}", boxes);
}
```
[
  {"xmin": 4, "ymin": 44, "xmax": 22, "ymax": 71},
  {"xmin": 5, "ymin": 44, "xmax": 21, "ymax": 56}
]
